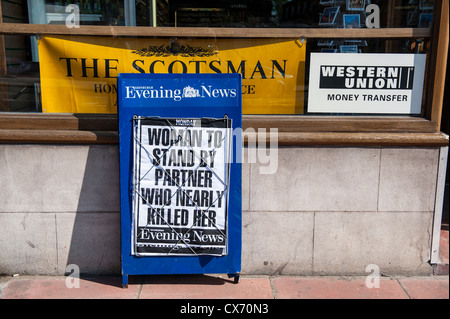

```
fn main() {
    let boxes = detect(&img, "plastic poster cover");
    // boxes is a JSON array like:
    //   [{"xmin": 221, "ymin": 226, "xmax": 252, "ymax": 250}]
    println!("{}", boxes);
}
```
[{"xmin": 132, "ymin": 116, "xmax": 232, "ymax": 256}]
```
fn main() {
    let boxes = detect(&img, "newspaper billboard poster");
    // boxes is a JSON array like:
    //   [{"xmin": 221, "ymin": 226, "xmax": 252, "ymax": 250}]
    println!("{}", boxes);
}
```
[
  {"xmin": 307, "ymin": 53, "xmax": 426, "ymax": 114},
  {"xmin": 132, "ymin": 117, "xmax": 231, "ymax": 256},
  {"xmin": 118, "ymin": 73, "xmax": 241, "ymax": 286}
]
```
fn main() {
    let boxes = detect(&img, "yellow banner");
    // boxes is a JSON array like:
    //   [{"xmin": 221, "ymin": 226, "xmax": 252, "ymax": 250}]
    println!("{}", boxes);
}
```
[{"xmin": 38, "ymin": 36, "xmax": 306, "ymax": 114}]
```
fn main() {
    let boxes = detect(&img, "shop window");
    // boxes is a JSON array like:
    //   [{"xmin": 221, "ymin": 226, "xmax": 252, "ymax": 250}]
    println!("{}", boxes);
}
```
[{"xmin": 0, "ymin": 0, "xmax": 448, "ymax": 141}]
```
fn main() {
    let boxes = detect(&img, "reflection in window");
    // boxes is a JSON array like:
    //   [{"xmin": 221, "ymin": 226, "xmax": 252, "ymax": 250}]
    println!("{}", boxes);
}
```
[{"xmin": 23, "ymin": 1, "xmax": 437, "ymax": 28}]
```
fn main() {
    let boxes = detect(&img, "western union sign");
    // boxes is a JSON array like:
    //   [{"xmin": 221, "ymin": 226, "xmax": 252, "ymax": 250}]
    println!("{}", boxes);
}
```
[{"xmin": 38, "ymin": 36, "xmax": 306, "ymax": 114}]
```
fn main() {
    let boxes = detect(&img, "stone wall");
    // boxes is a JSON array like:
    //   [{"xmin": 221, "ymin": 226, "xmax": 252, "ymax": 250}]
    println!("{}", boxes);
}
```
[{"xmin": 0, "ymin": 144, "xmax": 441, "ymax": 275}]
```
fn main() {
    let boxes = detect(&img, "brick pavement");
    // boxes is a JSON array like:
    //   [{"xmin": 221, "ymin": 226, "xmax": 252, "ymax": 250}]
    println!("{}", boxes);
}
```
[{"xmin": 1, "ymin": 274, "xmax": 448, "ymax": 299}]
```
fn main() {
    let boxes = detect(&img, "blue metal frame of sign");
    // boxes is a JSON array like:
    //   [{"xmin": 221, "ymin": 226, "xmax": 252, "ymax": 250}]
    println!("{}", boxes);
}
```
[{"xmin": 118, "ymin": 74, "xmax": 242, "ymax": 288}]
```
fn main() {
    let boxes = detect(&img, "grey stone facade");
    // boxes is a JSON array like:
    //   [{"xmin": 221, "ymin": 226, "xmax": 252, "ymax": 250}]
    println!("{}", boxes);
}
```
[{"xmin": 0, "ymin": 144, "xmax": 444, "ymax": 275}]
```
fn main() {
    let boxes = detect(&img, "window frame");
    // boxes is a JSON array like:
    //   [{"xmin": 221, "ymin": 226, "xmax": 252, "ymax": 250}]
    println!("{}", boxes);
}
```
[{"xmin": 0, "ymin": 0, "xmax": 448, "ymax": 146}]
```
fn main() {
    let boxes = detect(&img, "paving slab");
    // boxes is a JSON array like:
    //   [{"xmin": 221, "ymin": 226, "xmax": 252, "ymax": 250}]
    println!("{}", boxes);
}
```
[
  {"xmin": 1, "ymin": 276, "xmax": 140, "ymax": 299},
  {"xmin": 2, "ymin": 274, "xmax": 448, "ymax": 300},
  {"xmin": 398, "ymin": 277, "xmax": 449, "ymax": 299},
  {"xmin": 272, "ymin": 277, "xmax": 409, "ymax": 299},
  {"xmin": 139, "ymin": 275, "xmax": 274, "ymax": 299}
]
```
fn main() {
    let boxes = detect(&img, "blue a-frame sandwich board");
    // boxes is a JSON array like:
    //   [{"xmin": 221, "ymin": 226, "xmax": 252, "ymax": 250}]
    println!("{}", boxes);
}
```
[{"xmin": 117, "ymin": 73, "xmax": 242, "ymax": 288}]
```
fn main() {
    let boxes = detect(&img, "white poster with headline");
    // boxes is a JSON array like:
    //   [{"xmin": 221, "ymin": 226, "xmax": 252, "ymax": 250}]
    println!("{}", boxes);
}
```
[{"xmin": 132, "ymin": 117, "xmax": 231, "ymax": 256}]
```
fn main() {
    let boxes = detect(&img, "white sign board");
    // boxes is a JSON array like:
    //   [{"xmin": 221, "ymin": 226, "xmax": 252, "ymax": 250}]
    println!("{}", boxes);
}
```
[
  {"xmin": 307, "ymin": 53, "xmax": 426, "ymax": 114},
  {"xmin": 132, "ymin": 117, "xmax": 231, "ymax": 256}
]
